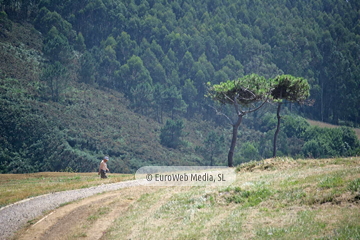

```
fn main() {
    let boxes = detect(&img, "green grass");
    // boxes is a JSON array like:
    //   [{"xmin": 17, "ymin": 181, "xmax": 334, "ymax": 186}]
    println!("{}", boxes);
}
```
[
  {"xmin": 101, "ymin": 157, "xmax": 360, "ymax": 239},
  {"xmin": 318, "ymin": 175, "xmax": 344, "ymax": 189},
  {"xmin": 348, "ymin": 178, "xmax": 360, "ymax": 193},
  {"xmin": 3, "ymin": 157, "xmax": 360, "ymax": 239},
  {"xmin": 224, "ymin": 186, "xmax": 273, "ymax": 206}
]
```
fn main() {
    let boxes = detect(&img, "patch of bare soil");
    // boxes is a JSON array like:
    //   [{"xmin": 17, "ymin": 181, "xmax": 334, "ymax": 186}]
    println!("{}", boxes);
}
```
[{"xmin": 14, "ymin": 186, "xmax": 157, "ymax": 240}]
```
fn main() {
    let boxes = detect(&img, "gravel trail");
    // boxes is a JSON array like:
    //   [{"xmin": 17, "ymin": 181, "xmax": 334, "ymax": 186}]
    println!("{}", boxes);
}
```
[{"xmin": 0, "ymin": 179, "xmax": 147, "ymax": 240}]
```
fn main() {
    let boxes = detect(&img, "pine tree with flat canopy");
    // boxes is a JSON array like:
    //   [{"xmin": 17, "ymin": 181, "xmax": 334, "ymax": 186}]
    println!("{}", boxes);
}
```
[
  {"xmin": 206, "ymin": 74, "xmax": 271, "ymax": 167},
  {"xmin": 270, "ymin": 75, "xmax": 310, "ymax": 157}
]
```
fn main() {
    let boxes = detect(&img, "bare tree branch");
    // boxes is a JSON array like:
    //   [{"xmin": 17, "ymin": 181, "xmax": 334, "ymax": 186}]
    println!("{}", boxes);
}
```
[
  {"xmin": 246, "ymin": 97, "xmax": 269, "ymax": 114},
  {"xmin": 208, "ymin": 105, "xmax": 234, "ymax": 125},
  {"xmin": 233, "ymin": 93, "xmax": 245, "ymax": 116},
  {"xmin": 223, "ymin": 93, "xmax": 235, "ymax": 103},
  {"xmin": 241, "ymin": 87, "xmax": 256, "ymax": 99}
]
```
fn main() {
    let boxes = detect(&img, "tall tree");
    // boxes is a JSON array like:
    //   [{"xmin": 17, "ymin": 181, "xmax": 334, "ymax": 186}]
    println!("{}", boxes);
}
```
[
  {"xmin": 207, "ymin": 74, "xmax": 271, "ymax": 167},
  {"xmin": 41, "ymin": 61, "xmax": 68, "ymax": 102},
  {"xmin": 160, "ymin": 119, "xmax": 184, "ymax": 149},
  {"xmin": 116, "ymin": 55, "xmax": 153, "ymax": 102},
  {"xmin": 43, "ymin": 26, "xmax": 72, "ymax": 64},
  {"xmin": 271, "ymin": 75, "xmax": 310, "ymax": 157}
]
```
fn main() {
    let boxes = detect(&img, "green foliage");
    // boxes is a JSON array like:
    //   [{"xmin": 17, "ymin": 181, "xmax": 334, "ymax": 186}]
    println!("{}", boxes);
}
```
[
  {"xmin": 0, "ymin": 78, "xmax": 91, "ymax": 173},
  {"xmin": 35, "ymin": 7, "xmax": 75, "ymax": 41},
  {"xmin": 1, "ymin": 0, "xmax": 360, "ymax": 173},
  {"xmin": 234, "ymin": 142, "xmax": 261, "ymax": 166},
  {"xmin": 207, "ymin": 74, "xmax": 271, "ymax": 105},
  {"xmin": 160, "ymin": 119, "xmax": 184, "ymax": 149},
  {"xmin": 271, "ymin": 75, "xmax": 310, "ymax": 103},
  {"xmin": 2, "ymin": 0, "xmax": 360, "ymax": 128},
  {"xmin": 75, "ymin": 32, "xmax": 86, "ymax": 52},
  {"xmin": 79, "ymin": 50, "xmax": 96, "ymax": 85},
  {"xmin": 116, "ymin": 55, "xmax": 153, "ymax": 103},
  {"xmin": 43, "ymin": 26, "xmax": 72, "ymax": 64},
  {"xmin": 302, "ymin": 126, "xmax": 360, "ymax": 158},
  {"xmin": 241, "ymin": 110, "xmax": 359, "ymax": 161},
  {"xmin": 0, "ymin": 10, "xmax": 12, "ymax": 31},
  {"xmin": 181, "ymin": 79, "xmax": 198, "ymax": 116},
  {"xmin": 281, "ymin": 115, "xmax": 310, "ymax": 138},
  {"xmin": 196, "ymin": 131, "xmax": 225, "ymax": 166},
  {"xmin": 156, "ymin": 85, "xmax": 187, "ymax": 119},
  {"xmin": 41, "ymin": 61, "xmax": 69, "ymax": 102}
]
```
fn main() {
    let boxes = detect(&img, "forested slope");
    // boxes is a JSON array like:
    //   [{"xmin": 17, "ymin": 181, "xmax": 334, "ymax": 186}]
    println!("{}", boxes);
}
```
[{"xmin": 1, "ymin": 0, "xmax": 360, "ymax": 173}]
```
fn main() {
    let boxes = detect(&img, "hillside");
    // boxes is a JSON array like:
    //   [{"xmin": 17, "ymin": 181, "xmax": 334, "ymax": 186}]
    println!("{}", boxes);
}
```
[
  {"xmin": 8, "ymin": 157, "xmax": 360, "ymax": 240},
  {"xmin": 307, "ymin": 119, "xmax": 360, "ymax": 140},
  {"xmin": 0, "ymin": 27, "xmax": 217, "ymax": 174},
  {"xmin": 1, "ymin": 0, "xmax": 360, "ymax": 173}
]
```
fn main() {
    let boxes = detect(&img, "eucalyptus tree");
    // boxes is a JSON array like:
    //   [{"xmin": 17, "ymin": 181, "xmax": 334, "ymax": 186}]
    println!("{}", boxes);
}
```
[
  {"xmin": 271, "ymin": 75, "xmax": 310, "ymax": 157},
  {"xmin": 207, "ymin": 74, "xmax": 272, "ymax": 167}
]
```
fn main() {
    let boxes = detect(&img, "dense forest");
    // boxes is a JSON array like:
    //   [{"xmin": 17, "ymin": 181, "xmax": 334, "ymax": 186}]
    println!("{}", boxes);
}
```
[{"xmin": 1, "ymin": 0, "xmax": 360, "ymax": 173}]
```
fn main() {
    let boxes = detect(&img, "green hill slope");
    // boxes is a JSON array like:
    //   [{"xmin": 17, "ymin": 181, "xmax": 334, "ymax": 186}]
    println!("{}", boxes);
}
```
[
  {"xmin": 0, "ymin": 22, "xmax": 216, "ymax": 173},
  {"xmin": 1, "ymin": 1, "xmax": 360, "ymax": 173},
  {"xmin": 307, "ymin": 119, "xmax": 360, "ymax": 140}
]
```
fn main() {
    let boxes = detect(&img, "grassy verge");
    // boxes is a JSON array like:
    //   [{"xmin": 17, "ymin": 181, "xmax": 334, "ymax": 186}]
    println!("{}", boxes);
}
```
[
  {"xmin": 0, "ymin": 172, "xmax": 134, "ymax": 207},
  {"xmin": 103, "ymin": 157, "xmax": 360, "ymax": 239}
]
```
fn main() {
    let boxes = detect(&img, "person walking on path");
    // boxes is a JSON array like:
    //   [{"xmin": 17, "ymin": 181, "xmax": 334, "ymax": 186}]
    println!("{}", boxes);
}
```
[{"xmin": 98, "ymin": 156, "xmax": 110, "ymax": 178}]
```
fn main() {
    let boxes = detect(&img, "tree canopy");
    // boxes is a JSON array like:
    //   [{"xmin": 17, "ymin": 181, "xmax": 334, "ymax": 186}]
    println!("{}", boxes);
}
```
[
  {"xmin": 1, "ymin": 0, "xmax": 360, "ymax": 173},
  {"xmin": 270, "ymin": 75, "xmax": 311, "ymax": 157},
  {"xmin": 3, "ymin": 0, "xmax": 359, "ymax": 125},
  {"xmin": 207, "ymin": 74, "xmax": 272, "ymax": 167},
  {"xmin": 207, "ymin": 74, "xmax": 271, "ymax": 106},
  {"xmin": 271, "ymin": 75, "xmax": 310, "ymax": 104}
]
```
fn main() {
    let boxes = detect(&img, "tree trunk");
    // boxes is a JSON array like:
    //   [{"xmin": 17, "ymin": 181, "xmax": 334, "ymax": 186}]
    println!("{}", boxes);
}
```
[
  {"xmin": 273, "ymin": 103, "xmax": 282, "ymax": 158},
  {"xmin": 228, "ymin": 115, "xmax": 243, "ymax": 167}
]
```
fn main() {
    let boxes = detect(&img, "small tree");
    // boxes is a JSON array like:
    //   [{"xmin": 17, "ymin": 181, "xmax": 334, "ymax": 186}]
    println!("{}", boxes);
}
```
[
  {"xmin": 207, "ymin": 74, "xmax": 272, "ymax": 167},
  {"xmin": 271, "ymin": 75, "xmax": 310, "ymax": 157},
  {"xmin": 160, "ymin": 119, "xmax": 184, "ymax": 149},
  {"xmin": 41, "ymin": 61, "xmax": 68, "ymax": 102},
  {"xmin": 196, "ymin": 131, "xmax": 225, "ymax": 166}
]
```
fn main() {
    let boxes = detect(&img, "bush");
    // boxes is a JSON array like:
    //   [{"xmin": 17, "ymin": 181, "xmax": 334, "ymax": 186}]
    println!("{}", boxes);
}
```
[
  {"xmin": 302, "ymin": 126, "xmax": 360, "ymax": 158},
  {"xmin": 282, "ymin": 115, "xmax": 310, "ymax": 138},
  {"xmin": 234, "ymin": 142, "xmax": 261, "ymax": 166}
]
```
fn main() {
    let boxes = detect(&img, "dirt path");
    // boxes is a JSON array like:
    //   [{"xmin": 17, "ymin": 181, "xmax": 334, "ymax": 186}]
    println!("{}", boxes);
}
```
[
  {"xmin": 14, "ymin": 185, "xmax": 157, "ymax": 240},
  {"xmin": 0, "ymin": 179, "xmax": 148, "ymax": 240}
]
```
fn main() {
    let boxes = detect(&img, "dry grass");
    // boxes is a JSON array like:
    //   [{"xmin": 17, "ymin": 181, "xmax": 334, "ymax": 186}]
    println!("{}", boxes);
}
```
[
  {"xmin": 0, "ymin": 172, "xmax": 133, "ymax": 207},
  {"xmin": 103, "ymin": 157, "xmax": 360, "ymax": 240},
  {"xmin": 6, "ymin": 157, "xmax": 360, "ymax": 240}
]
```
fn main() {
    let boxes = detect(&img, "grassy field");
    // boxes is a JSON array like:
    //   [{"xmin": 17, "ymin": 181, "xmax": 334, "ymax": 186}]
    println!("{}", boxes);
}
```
[
  {"xmin": 0, "ymin": 172, "xmax": 134, "ymax": 208},
  {"xmin": 3, "ymin": 157, "xmax": 360, "ymax": 239},
  {"xmin": 102, "ymin": 157, "xmax": 360, "ymax": 240}
]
